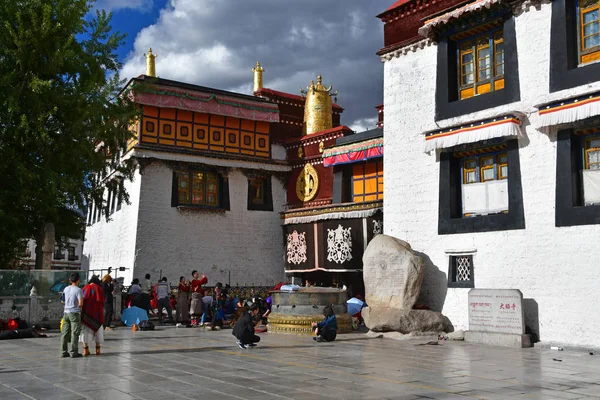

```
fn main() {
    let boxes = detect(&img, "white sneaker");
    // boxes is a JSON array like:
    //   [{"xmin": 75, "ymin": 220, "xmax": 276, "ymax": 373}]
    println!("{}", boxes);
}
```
[
  {"xmin": 214, "ymin": 326, "xmax": 221, "ymax": 331},
  {"xmin": 237, "ymin": 341, "xmax": 247, "ymax": 349}
]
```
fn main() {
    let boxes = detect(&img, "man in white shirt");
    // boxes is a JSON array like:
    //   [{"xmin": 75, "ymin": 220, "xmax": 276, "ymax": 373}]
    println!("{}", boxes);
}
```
[
  {"xmin": 60, "ymin": 272, "xmax": 84, "ymax": 358},
  {"xmin": 156, "ymin": 277, "xmax": 173, "ymax": 325}
]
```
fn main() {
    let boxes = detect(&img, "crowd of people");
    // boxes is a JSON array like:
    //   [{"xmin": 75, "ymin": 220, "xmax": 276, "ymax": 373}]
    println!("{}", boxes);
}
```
[{"xmin": 55, "ymin": 270, "xmax": 340, "ymax": 357}]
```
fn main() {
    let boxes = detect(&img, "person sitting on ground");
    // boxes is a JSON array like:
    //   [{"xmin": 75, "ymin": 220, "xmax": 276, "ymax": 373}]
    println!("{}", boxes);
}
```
[
  {"xmin": 208, "ymin": 283, "xmax": 225, "ymax": 331},
  {"xmin": 311, "ymin": 304, "xmax": 338, "ymax": 343},
  {"xmin": 0, "ymin": 324, "xmax": 49, "ymax": 340},
  {"xmin": 156, "ymin": 277, "xmax": 174, "ymax": 325},
  {"xmin": 232, "ymin": 303, "xmax": 261, "ymax": 349}
]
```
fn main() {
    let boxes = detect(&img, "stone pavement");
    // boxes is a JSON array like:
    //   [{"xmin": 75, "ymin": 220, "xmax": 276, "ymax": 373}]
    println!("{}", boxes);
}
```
[{"xmin": 1, "ymin": 327, "xmax": 599, "ymax": 400}]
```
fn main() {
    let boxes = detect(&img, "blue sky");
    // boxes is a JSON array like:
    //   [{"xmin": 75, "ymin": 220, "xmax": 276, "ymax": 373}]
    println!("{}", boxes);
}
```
[
  {"xmin": 103, "ymin": 0, "xmax": 168, "ymax": 62},
  {"xmin": 98, "ymin": 0, "xmax": 385, "ymax": 131}
]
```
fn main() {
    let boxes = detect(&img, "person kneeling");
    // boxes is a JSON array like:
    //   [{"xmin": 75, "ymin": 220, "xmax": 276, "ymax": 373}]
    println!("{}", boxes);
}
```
[
  {"xmin": 311, "ymin": 304, "xmax": 337, "ymax": 343},
  {"xmin": 232, "ymin": 303, "xmax": 261, "ymax": 349}
]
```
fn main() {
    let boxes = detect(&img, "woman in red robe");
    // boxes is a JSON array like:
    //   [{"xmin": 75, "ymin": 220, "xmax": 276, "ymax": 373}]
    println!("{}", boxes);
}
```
[
  {"xmin": 176, "ymin": 276, "xmax": 191, "ymax": 325},
  {"xmin": 189, "ymin": 270, "xmax": 207, "ymax": 326},
  {"xmin": 80, "ymin": 275, "xmax": 105, "ymax": 356}
]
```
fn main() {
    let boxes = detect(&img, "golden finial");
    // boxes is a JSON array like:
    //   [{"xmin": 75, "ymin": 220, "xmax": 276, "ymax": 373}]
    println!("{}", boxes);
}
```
[
  {"xmin": 252, "ymin": 61, "xmax": 265, "ymax": 93},
  {"xmin": 301, "ymin": 75, "xmax": 337, "ymax": 135},
  {"xmin": 144, "ymin": 48, "xmax": 157, "ymax": 77}
]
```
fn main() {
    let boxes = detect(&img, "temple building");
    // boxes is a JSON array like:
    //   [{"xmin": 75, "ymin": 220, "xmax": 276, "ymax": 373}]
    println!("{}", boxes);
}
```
[
  {"xmin": 377, "ymin": 0, "xmax": 600, "ymax": 347},
  {"xmin": 84, "ymin": 53, "xmax": 383, "ymax": 290}
]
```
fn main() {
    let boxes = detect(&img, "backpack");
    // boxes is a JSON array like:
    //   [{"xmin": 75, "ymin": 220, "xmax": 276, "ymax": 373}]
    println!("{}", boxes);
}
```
[{"xmin": 138, "ymin": 320, "xmax": 155, "ymax": 331}]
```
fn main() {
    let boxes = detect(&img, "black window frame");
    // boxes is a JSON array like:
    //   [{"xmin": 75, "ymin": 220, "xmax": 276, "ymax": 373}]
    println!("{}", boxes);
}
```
[
  {"xmin": 555, "ymin": 128, "xmax": 600, "ymax": 226},
  {"xmin": 550, "ymin": 0, "xmax": 600, "ymax": 92},
  {"xmin": 171, "ymin": 169, "xmax": 230, "ymax": 211},
  {"xmin": 247, "ymin": 177, "xmax": 273, "ymax": 211},
  {"xmin": 435, "ymin": 14, "xmax": 520, "ymax": 121},
  {"xmin": 447, "ymin": 254, "xmax": 475, "ymax": 288},
  {"xmin": 53, "ymin": 246, "xmax": 65, "ymax": 260},
  {"xmin": 438, "ymin": 139, "xmax": 525, "ymax": 234}
]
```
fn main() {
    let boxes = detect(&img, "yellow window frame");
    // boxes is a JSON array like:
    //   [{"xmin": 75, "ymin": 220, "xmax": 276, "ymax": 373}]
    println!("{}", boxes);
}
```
[
  {"xmin": 494, "ymin": 32, "xmax": 504, "ymax": 76},
  {"xmin": 580, "ymin": 3, "xmax": 600, "ymax": 50},
  {"xmin": 463, "ymin": 158, "xmax": 478, "ymax": 184},
  {"xmin": 497, "ymin": 153, "xmax": 508, "ymax": 180},
  {"xmin": 457, "ymin": 27, "xmax": 504, "ymax": 100},
  {"xmin": 177, "ymin": 171, "xmax": 191, "ymax": 204},
  {"xmin": 479, "ymin": 156, "xmax": 496, "ymax": 182},
  {"xmin": 584, "ymin": 136, "xmax": 600, "ymax": 169}
]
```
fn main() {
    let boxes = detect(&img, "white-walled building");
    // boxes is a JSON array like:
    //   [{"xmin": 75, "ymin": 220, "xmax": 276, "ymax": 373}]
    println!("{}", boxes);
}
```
[
  {"xmin": 18, "ymin": 239, "xmax": 86, "ymax": 270},
  {"xmin": 83, "ymin": 74, "xmax": 290, "ymax": 286},
  {"xmin": 378, "ymin": 0, "xmax": 600, "ymax": 347}
]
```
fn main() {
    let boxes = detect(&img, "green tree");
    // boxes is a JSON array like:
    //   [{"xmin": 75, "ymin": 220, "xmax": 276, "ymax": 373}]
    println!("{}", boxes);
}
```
[{"xmin": 0, "ymin": 0, "xmax": 138, "ymax": 268}]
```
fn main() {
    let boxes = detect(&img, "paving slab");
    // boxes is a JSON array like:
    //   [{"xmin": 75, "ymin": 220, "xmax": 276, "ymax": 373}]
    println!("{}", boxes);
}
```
[{"xmin": 1, "ymin": 326, "xmax": 600, "ymax": 399}]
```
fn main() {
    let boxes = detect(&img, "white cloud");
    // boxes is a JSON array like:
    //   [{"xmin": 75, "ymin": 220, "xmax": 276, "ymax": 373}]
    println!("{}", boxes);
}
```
[
  {"xmin": 120, "ymin": 0, "xmax": 384, "ymax": 127},
  {"xmin": 350, "ymin": 117, "xmax": 378, "ymax": 133}
]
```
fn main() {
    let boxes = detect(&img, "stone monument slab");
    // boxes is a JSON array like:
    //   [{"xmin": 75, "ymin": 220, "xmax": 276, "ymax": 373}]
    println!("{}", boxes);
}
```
[{"xmin": 465, "ymin": 289, "xmax": 532, "ymax": 348}]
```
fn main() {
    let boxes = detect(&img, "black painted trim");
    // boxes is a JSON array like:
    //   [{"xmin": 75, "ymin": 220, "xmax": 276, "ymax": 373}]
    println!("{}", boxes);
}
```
[
  {"xmin": 447, "ymin": 255, "xmax": 475, "ymax": 289},
  {"xmin": 334, "ymin": 128, "xmax": 383, "ymax": 146},
  {"xmin": 332, "ymin": 169, "xmax": 343, "ymax": 204},
  {"xmin": 555, "ymin": 130, "xmax": 600, "ymax": 226},
  {"xmin": 247, "ymin": 177, "xmax": 273, "ymax": 211},
  {"xmin": 438, "ymin": 139, "xmax": 525, "ymax": 234},
  {"xmin": 550, "ymin": 0, "xmax": 600, "ymax": 92},
  {"xmin": 435, "ymin": 16, "xmax": 520, "ymax": 121}
]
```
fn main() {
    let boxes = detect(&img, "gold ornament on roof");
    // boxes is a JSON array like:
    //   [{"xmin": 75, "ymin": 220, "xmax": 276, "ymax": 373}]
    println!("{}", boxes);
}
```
[
  {"xmin": 144, "ymin": 48, "xmax": 157, "ymax": 77},
  {"xmin": 296, "ymin": 163, "xmax": 319, "ymax": 202},
  {"xmin": 301, "ymin": 75, "xmax": 338, "ymax": 136},
  {"xmin": 297, "ymin": 146, "xmax": 304, "ymax": 158},
  {"xmin": 319, "ymin": 141, "xmax": 324, "ymax": 153},
  {"xmin": 252, "ymin": 61, "xmax": 265, "ymax": 92}
]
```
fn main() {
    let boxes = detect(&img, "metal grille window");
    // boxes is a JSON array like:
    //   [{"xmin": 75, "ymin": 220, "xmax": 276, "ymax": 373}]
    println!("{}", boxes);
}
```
[{"xmin": 448, "ymin": 255, "xmax": 474, "ymax": 288}]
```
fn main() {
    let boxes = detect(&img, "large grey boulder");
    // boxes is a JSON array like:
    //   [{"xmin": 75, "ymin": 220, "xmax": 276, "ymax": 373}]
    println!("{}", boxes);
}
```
[
  {"xmin": 363, "ymin": 235, "xmax": 424, "ymax": 311},
  {"xmin": 362, "ymin": 235, "xmax": 451, "ymax": 334}
]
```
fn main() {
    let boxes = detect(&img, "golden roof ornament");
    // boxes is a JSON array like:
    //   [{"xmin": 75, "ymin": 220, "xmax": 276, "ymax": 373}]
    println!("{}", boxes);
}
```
[
  {"xmin": 252, "ymin": 61, "xmax": 265, "ymax": 93},
  {"xmin": 144, "ymin": 48, "xmax": 157, "ymax": 77},
  {"xmin": 301, "ymin": 75, "xmax": 338, "ymax": 136}
]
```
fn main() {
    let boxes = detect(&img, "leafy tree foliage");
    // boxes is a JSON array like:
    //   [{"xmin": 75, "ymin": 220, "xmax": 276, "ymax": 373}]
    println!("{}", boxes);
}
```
[{"xmin": 0, "ymin": 0, "xmax": 138, "ymax": 267}]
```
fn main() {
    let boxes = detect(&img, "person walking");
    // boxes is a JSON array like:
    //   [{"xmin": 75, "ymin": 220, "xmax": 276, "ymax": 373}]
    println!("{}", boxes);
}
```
[
  {"xmin": 232, "ymin": 303, "xmax": 261, "ymax": 349},
  {"xmin": 156, "ymin": 277, "xmax": 173, "ymax": 325},
  {"xmin": 80, "ymin": 275, "xmax": 105, "ymax": 356},
  {"xmin": 60, "ymin": 272, "xmax": 84, "ymax": 358},
  {"xmin": 102, "ymin": 274, "xmax": 114, "ymax": 330},
  {"xmin": 311, "ymin": 304, "xmax": 338, "ymax": 342},
  {"xmin": 176, "ymin": 276, "xmax": 190, "ymax": 325}
]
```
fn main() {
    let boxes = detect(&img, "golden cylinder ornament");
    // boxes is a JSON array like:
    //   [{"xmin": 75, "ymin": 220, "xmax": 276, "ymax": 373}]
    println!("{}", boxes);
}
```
[
  {"xmin": 145, "ymin": 48, "xmax": 157, "ymax": 77},
  {"xmin": 252, "ymin": 61, "xmax": 264, "ymax": 93},
  {"xmin": 301, "ymin": 75, "xmax": 337, "ymax": 136}
]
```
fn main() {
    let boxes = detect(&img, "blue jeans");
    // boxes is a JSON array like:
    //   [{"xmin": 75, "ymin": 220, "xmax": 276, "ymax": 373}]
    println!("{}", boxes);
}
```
[{"xmin": 200, "ymin": 303, "xmax": 209, "ymax": 324}]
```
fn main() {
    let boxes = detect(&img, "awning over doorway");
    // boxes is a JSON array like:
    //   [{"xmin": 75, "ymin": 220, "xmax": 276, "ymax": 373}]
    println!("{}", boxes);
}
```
[
  {"xmin": 537, "ymin": 91, "xmax": 600, "ymax": 128},
  {"xmin": 322, "ymin": 137, "xmax": 383, "ymax": 167},
  {"xmin": 418, "ymin": 0, "xmax": 505, "ymax": 37},
  {"xmin": 424, "ymin": 114, "xmax": 522, "ymax": 153}
]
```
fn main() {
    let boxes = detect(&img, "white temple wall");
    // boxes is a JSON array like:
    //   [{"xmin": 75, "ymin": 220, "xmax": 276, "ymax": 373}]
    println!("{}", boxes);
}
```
[
  {"xmin": 383, "ymin": 2, "xmax": 600, "ymax": 347},
  {"xmin": 133, "ymin": 162, "xmax": 286, "ymax": 287},
  {"xmin": 83, "ymin": 168, "xmax": 142, "ymax": 284}
]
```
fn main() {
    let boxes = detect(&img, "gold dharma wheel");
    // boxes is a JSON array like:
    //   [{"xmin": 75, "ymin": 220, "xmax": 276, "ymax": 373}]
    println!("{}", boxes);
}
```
[{"xmin": 296, "ymin": 163, "xmax": 319, "ymax": 202}]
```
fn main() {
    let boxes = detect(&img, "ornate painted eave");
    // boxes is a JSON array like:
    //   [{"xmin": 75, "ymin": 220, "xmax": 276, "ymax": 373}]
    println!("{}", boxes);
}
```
[
  {"xmin": 281, "ymin": 200, "xmax": 382, "ymax": 225},
  {"xmin": 323, "ymin": 137, "xmax": 384, "ymax": 167},
  {"xmin": 423, "ymin": 113, "xmax": 523, "ymax": 153},
  {"xmin": 418, "ymin": 0, "xmax": 506, "ymax": 38},
  {"xmin": 536, "ymin": 90, "xmax": 600, "ymax": 128},
  {"xmin": 126, "ymin": 77, "xmax": 280, "ymax": 123}
]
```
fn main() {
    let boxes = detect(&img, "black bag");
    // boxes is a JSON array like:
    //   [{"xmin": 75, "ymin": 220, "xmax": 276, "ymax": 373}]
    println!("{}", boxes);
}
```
[{"xmin": 138, "ymin": 320, "xmax": 155, "ymax": 331}]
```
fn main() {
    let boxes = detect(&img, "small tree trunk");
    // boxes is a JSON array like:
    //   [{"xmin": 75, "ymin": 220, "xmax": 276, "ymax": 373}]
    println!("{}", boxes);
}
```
[{"xmin": 34, "ymin": 223, "xmax": 55, "ymax": 270}]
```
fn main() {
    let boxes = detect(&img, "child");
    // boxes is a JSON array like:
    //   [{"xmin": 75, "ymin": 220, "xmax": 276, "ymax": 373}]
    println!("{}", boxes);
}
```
[{"xmin": 311, "ymin": 304, "xmax": 338, "ymax": 342}]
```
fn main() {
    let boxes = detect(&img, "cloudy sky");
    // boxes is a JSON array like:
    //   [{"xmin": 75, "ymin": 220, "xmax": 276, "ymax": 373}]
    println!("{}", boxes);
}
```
[{"xmin": 99, "ymin": 0, "xmax": 386, "ymax": 132}]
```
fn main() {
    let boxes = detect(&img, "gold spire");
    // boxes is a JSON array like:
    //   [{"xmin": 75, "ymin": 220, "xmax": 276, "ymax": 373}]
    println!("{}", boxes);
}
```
[
  {"xmin": 252, "ymin": 61, "xmax": 264, "ymax": 93},
  {"xmin": 144, "ymin": 48, "xmax": 157, "ymax": 77},
  {"xmin": 300, "ymin": 75, "xmax": 338, "ymax": 135}
]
